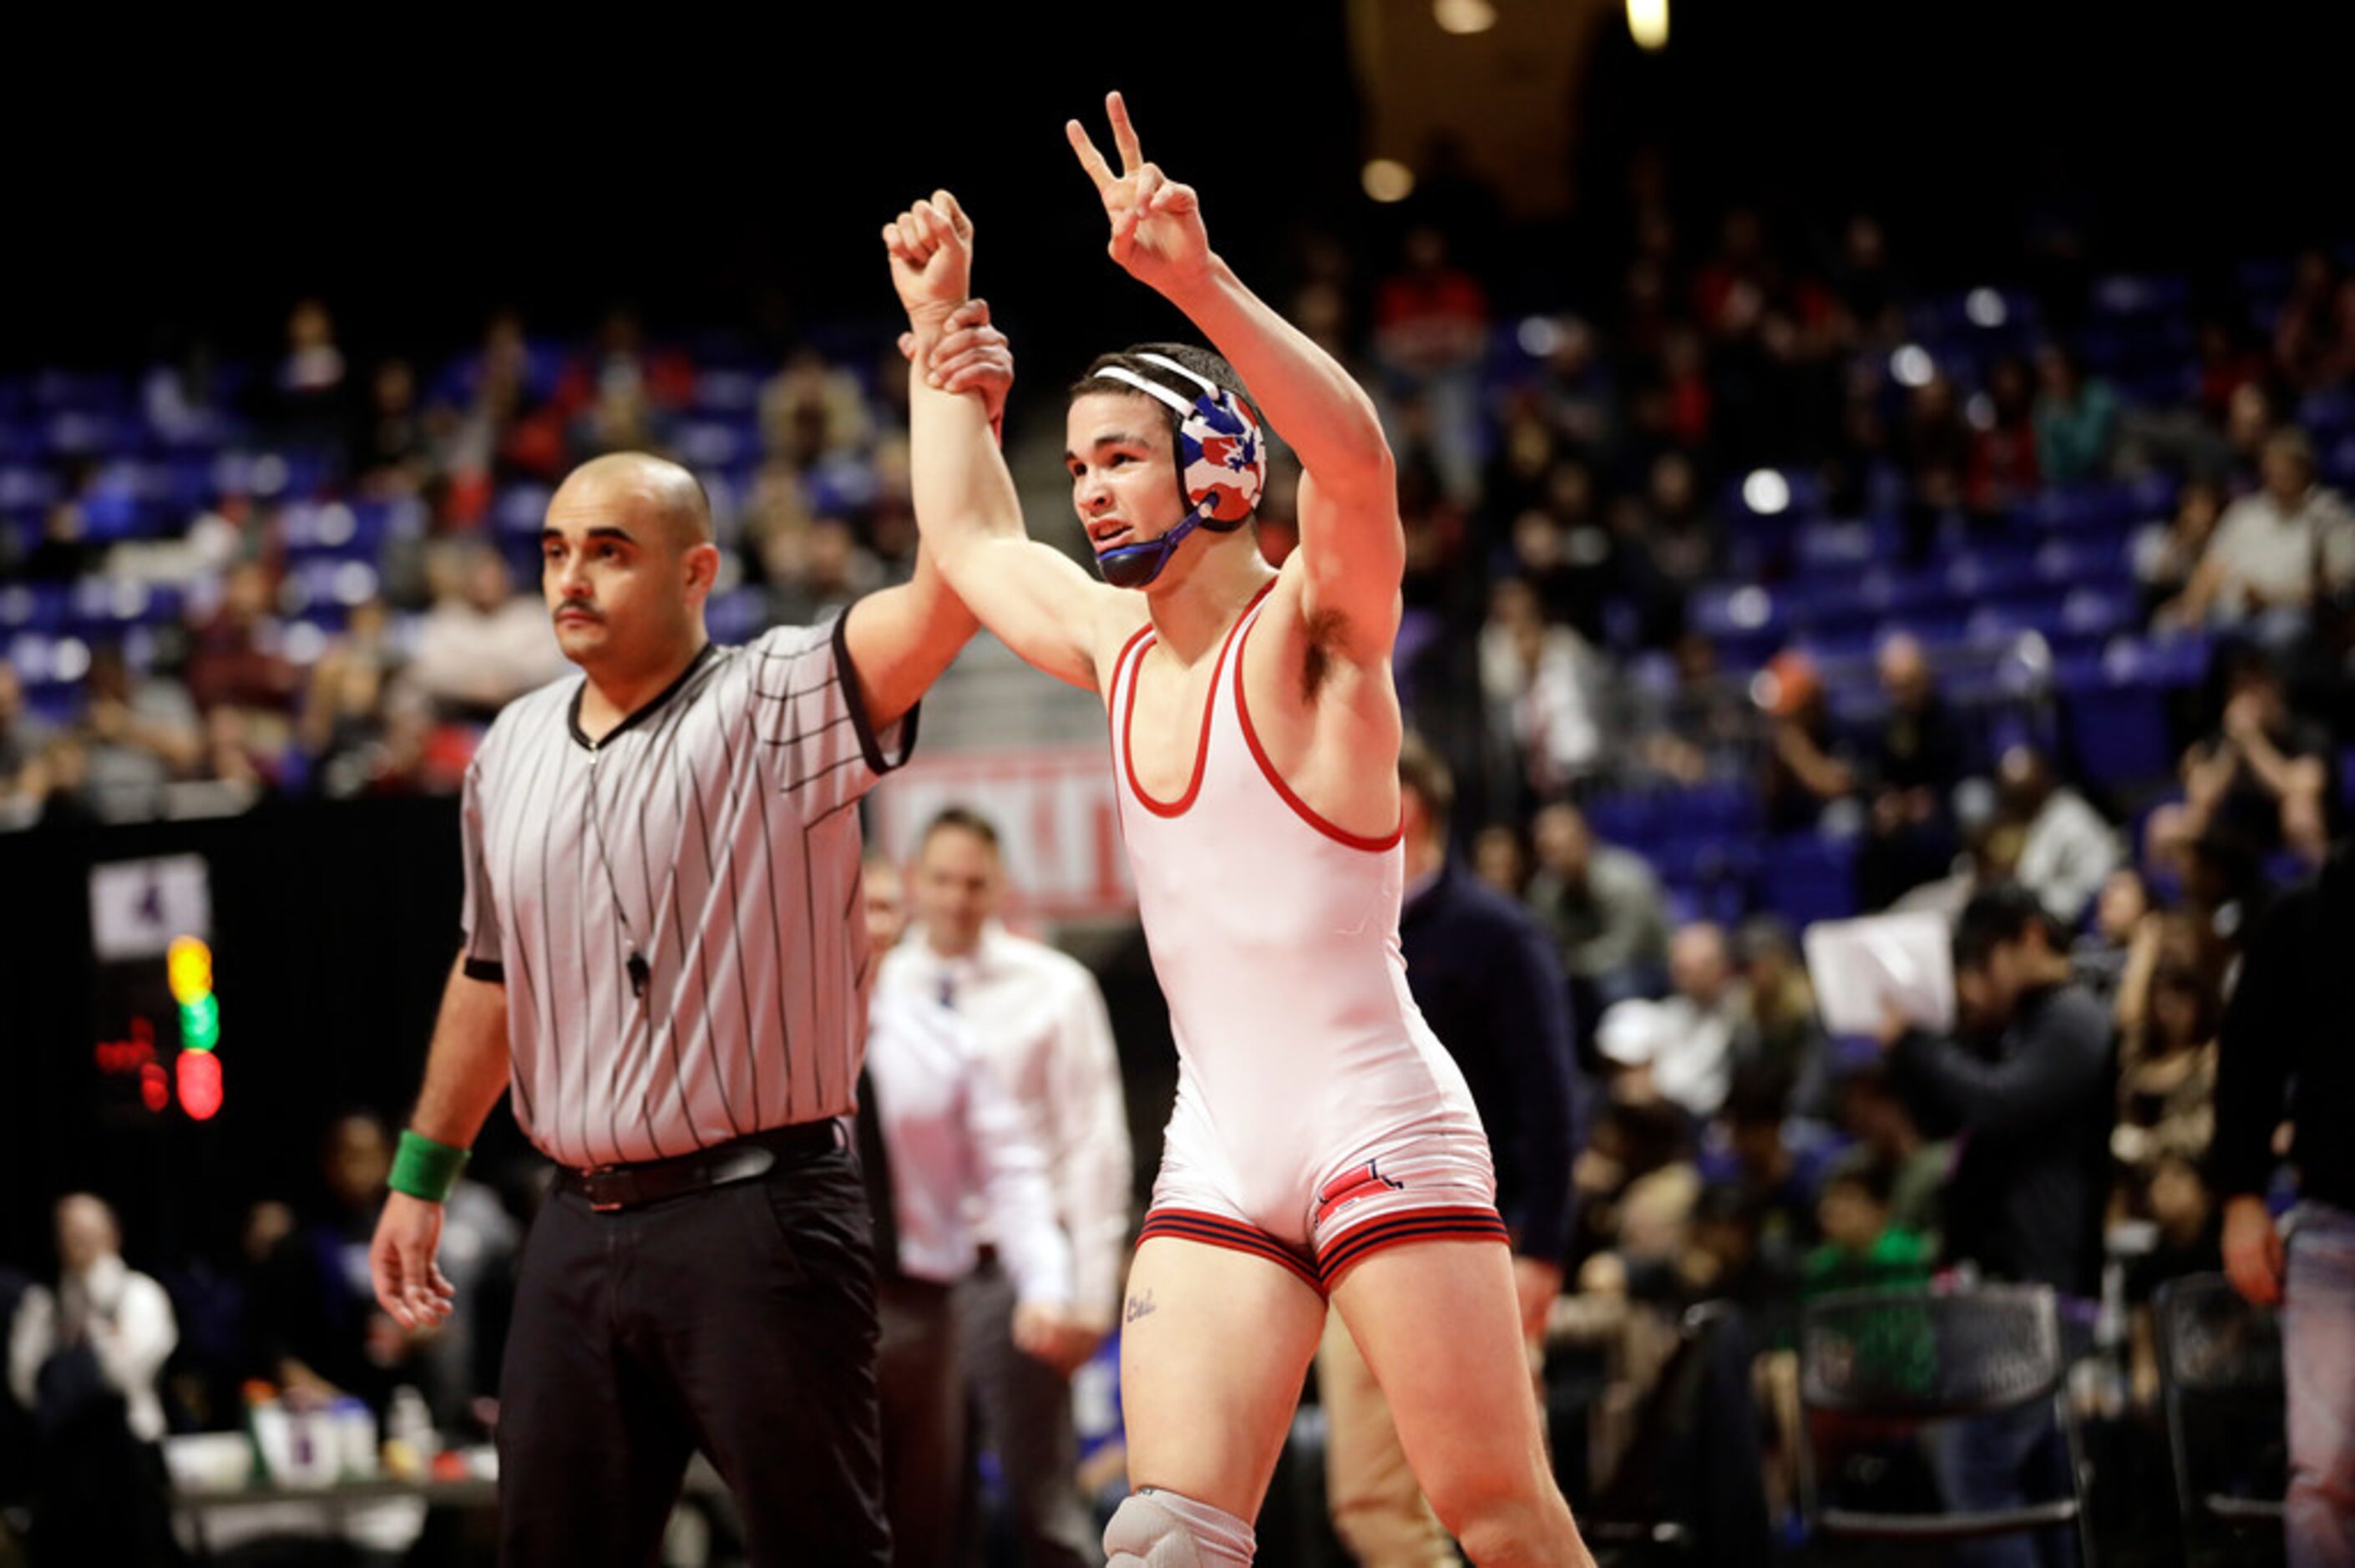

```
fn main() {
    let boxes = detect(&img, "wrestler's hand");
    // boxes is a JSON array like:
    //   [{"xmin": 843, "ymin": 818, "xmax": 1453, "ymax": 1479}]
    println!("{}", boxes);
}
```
[
  {"xmin": 882, "ymin": 189, "xmax": 975, "ymax": 329},
  {"xmin": 898, "ymin": 298, "xmax": 1014, "ymax": 431},
  {"xmin": 370, "ymin": 1191, "xmax": 457, "ymax": 1331},
  {"xmin": 1067, "ymin": 91, "xmax": 1212, "ymax": 299}
]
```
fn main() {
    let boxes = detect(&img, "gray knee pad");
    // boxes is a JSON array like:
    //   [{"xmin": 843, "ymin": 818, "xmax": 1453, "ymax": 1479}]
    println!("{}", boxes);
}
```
[{"xmin": 1102, "ymin": 1488, "xmax": 1255, "ymax": 1567}]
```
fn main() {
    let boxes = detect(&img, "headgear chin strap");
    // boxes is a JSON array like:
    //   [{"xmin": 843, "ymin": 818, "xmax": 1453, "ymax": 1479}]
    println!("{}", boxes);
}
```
[{"xmin": 1088, "ymin": 353, "xmax": 1266, "ymax": 589}]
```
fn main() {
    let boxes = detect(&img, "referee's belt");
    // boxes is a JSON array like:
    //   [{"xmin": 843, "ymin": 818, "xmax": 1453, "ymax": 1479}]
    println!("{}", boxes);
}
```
[{"xmin": 559, "ymin": 1121, "xmax": 843, "ymax": 1212}]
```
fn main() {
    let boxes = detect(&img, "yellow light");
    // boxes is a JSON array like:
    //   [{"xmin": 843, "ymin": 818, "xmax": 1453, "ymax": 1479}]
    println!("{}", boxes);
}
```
[
  {"xmin": 167, "ymin": 937, "xmax": 214, "ymax": 1006},
  {"xmin": 1628, "ymin": 0, "xmax": 1669, "ymax": 50},
  {"xmin": 1432, "ymin": 0, "xmax": 1497, "ymax": 34},
  {"xmin": 1362, "ymin": 159, "xmax": 1416, "ymax": 205}
]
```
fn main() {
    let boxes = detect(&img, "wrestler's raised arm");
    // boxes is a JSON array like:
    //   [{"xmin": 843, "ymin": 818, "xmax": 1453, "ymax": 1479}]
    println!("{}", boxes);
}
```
[
  {"xmin": 884, "ymin": 191, "xmax": 1133, "ymax": 694},
  {"xmin": 1068, "ymin": 93, "xmax": 1403, "ymax": 663}
]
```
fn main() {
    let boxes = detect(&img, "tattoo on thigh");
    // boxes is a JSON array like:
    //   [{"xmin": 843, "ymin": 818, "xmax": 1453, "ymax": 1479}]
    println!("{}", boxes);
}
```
[{"xmin": 1125, "ymin": 1289, "xmax": 1157, "ymax": 1324}]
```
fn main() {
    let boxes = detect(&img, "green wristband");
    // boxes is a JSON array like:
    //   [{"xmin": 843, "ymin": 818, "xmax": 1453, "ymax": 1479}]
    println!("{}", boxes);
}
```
[{"xmin": 388, "ymin": 1130, "xmax": 470, "ymax": 1203}]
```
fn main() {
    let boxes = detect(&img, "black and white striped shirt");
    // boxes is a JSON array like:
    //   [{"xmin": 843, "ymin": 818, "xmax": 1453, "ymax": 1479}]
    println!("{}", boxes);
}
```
[{"xmin": 459, "ymin": 613, "xmax": 912, "ymax": 1169}]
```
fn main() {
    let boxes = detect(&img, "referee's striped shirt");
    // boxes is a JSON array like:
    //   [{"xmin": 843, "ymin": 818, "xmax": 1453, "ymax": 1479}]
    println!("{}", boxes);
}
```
[{"xmin": 458, "ymin": 612, "xmax": 913, "ymax": 1169}]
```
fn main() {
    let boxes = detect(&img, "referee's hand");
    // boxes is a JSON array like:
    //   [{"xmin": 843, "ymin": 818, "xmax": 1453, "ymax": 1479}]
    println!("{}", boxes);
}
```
[{"xmin": 371, "ymin": 1192, "xmax": 458, "ymax": 1331}]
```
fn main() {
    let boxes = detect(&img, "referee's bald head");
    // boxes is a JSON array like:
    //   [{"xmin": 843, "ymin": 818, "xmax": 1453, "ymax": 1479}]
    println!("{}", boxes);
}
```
[
  {"xmin": 543, "ymin": 452, "xmax": 720, "ymax": 678},
  {"xmin": 551, "ymin": 453, "xmax": 712, "ymax": 554}
]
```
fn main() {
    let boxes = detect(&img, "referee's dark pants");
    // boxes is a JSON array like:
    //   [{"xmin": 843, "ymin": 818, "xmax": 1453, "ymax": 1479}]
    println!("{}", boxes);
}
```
[{"xmin": 495, "ymin": 1128, "xmax": 889, "ymax": 1566}]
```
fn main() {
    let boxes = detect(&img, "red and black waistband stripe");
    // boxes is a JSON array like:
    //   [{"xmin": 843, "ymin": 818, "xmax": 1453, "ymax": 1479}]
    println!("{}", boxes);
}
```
[
  {"xmin": 1315, "ymin": 1207, "xmax": 1511, "ymax": 1282},
  {"xmin": 1138, "ymin": 1210, "xmax": 1323, "ymax": 1292}
]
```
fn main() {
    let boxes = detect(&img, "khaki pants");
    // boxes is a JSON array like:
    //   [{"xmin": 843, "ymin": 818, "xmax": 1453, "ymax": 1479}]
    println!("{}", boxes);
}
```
[{"xmin": 1315, "ymin": 1310, "xmax": 1461, "ymax": 1568}]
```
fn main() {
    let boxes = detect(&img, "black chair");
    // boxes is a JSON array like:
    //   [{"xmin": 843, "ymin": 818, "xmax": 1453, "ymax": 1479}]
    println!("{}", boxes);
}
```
[
  {"xmin": 2152, "ymin": 1272, "xmax": 2287, "ymax": 1565},
  {"xmin": 1582, "ymin": 1300, "xmax": 1776, "ymax": 1565},
  {"xmin": 1796, "ymin": 1284, "xmax": 2094, "ymax": 1562}
]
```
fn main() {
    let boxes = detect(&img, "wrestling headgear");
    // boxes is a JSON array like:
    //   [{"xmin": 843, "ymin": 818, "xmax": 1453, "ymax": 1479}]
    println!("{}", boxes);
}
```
[{"xmin": 1085, "ymin": 352, "xmax": 1266, "ymax": 590}]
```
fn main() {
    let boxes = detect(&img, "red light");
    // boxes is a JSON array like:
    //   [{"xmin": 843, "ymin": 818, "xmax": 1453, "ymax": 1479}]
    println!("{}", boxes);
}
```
[
  {"xmin": 139, "ymin": 1062, "xmax": 170, "ymax": 1114},
  {"xmin": 176, "ymin": 1052, "xmax": 223, "ymax": 1121}
]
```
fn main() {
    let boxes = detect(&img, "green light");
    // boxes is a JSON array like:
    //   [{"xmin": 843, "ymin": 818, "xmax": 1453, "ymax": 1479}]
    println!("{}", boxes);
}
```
[{"xmin": 180, "ymin": 994, "xmax": 220, "ymax": 1052}]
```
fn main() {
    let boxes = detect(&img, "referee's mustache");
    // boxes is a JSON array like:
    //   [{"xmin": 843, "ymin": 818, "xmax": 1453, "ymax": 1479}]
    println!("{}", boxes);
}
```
[{"xmin": 554, "ymin": 602, "xmax": 607, "ymax": 625}]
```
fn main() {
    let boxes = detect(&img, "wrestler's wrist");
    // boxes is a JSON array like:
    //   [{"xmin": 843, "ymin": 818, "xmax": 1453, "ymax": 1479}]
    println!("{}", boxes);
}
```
[{"xmin": 1154, "ymin": 251, "xmax": 1228, "ymax": 311}]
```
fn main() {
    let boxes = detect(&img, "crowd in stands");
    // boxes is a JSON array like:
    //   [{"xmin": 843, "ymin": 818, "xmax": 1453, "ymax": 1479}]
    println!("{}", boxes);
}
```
[{"xmin": 4, "ymin": 141, "xmax": 2353, "ymax": 1554}]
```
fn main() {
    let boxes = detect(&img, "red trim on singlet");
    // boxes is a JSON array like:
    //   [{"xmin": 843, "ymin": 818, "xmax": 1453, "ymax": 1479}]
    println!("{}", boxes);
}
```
[
  {"xmin": 1315, "ymin": 1206, "xmax": 1512, "ymax": 1287},
  {"xmin": 1229, "ymin": 604, "xmax": 1405, "ymax": 852},
  {"xmin": 1137, "ymin": 1207, "xmax": 1324, "ymax": 1293},
  {"xmin": 1117, "ymin": 583, "xmax": 1274, "ymax": 819}
]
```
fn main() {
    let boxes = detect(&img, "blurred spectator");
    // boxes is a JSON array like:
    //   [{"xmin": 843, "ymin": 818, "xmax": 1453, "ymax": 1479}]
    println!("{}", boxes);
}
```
[
  {"xmin": 299, "ymin": 599, "xmax": 403, "ymax": 793},
  {"xmin": 2135, "ymin": 477, "xmax": 2225, "ymax": 622},
  {"xmin": 7, "ymin": 1194, "xmax": 178, "ymax": 1565},
  {"xmin": 1470, "ymin": 823, "xmax": 1527, "ymax": 898},
  {"xmin": 1967, "ymin": 357, "xmax": 2041, "ymax": 513},
  {"xmin": 2120, "ymin": 1151, "xmax": 2223, "ymax": 1408},
  {"xmin": 1596, "ymin": 923, "xmax": 1745, "ymax": 1119},
  {"xmin": 352, "ymin": 358, "xmax": 428, "ymax": 491},
  {"xmin": 23, "ymin": 498, "xmax": 96, "ymax": 582},
  {"xmin": 761, "ymin": 348, "xmax": 874, "ymax": 470},
  {"xmin": 1757, "ymin": 650, "xmax": 1856, "ymax": 832},
  {"xmin": 1526, "ymin": 801, "xmax": 1671, "ymax": 1014},
  {"xmin": 185, "ymin": 559, "xmax": 299, "ymax": 715},
  {"xmin": 2069, "ymin": 865, "xmax": 2153, "ymax": 1007},
  {"xmin": 1630, "ymin": 631, "xmax": 1752, "ymax": 787},
  {"xmin": 408, "ymin": 540, "xmax": 568, "ymax": 722},
  {"xmin": 1730, "ymin": 916, "xmax": 1830, "ymax": 1120},
  {"xmin": 879, "ymin": 808, "xmax": 1131, "ymax": 1568},
  {"xmin": 253, "ymin": 1114, "xmax": 434, "ymax": 1416},
  {"xmin": 2164, "ymin": 427, "xmax": 2355, "ymax": 635},
  {"xmin": 0, "ymin": 660, "xmax": 53, "ymax": 810},
  {"xmin": 1997, "ymin": 745, "xmax": 2121, "ymax": 928},
  {"xmin": 1857, "ymin": 634, "xmax": 1971, "ymax": 908},
  {"xmin": 76, "ymin": 644, "xmax": 203, "ymax": 817},
  {"xmin": 2213, "ymin": 840, "xmax": 2355, "ymax": 1565},
  {"xmin": 2161, "ymin": 646, "xmax": 2337, "ymax": 866},
  {"xmin": 2272, "ymin": 249, "xmax": 2355, "ymax": 394},
  {"xmin": 1882, "ymin": 885, "xmax": 2114, "ymax": 1300},
  {"xmin": 856, "ymin": 856, "xmax": 1075, "ymax": 1568},
  {"xmin": 1826, "ymin": 1066, "xmax": 1950, "ymax": 1248},
  {"xmin": 1374, "ymin": 225, "xmax": 1490, "ymax": 498},
  {"xmin": 1480, "ymin": 577, "xmax": 1608, "ymax": 798},
  {"xmin": 2109, "ymin": 945, "xmax": 2219, "ymax": 1190},
  {"xmin": 1800, "ymin": 1162, "xmax": 1932, "ymax": 1300},
  {"xmin": 1881, "ymin": 885, "xmax": 2114, "ymax": 1566},
  {"xmin": 2030, "ymin": 343, "xmax": 2118, "ymax": 485},
  {"xmin": 271, "ymin": 297, "xmax": 351, "ymax": 455}
]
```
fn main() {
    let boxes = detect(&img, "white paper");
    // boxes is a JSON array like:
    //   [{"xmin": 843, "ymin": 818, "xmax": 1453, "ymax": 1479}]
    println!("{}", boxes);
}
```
[{"xmin": 1801, "ymin": 911, "xmax": 1956, "ymax": 1035}]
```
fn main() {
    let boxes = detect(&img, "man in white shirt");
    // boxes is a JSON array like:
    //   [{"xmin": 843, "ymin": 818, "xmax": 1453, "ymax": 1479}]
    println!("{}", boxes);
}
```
[
  {"xmin": 1999, "ymin": 746, "xmax": 2122, "ymax": 928},
  {"xmin": 1594, "ymin": 922, "xmax": 1745, "ymax": 1119},
  {"xmin": 2167, "ymin": 427, "xmax": 2355, "ymax": 634},
  {"xmin": 406, "ymin": 539, "xmax": 572, "ymax": 721},
  {"xmin": 858, "ymin": 857, "xmax": 1076, "ymax": 1568},
  {"xmin": 8, "ymin": 1193, "xmax": 179, "ymax": 1562},
  {"xmin": 879, "ymin": 807, "xmax": 1132, "ymax": 1568}
]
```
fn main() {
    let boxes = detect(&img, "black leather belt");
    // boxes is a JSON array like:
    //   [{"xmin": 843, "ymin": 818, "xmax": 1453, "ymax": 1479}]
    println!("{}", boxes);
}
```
[{"xmin": 557, "ymin": 1121, "xmax": 843, "ymax": 1212}]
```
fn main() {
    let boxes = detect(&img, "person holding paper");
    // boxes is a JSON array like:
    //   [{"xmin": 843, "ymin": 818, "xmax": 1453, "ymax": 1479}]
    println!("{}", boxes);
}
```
[{"xmin": 1876, "ymin": 883, "xmax": 2115, "ymax": 1568}]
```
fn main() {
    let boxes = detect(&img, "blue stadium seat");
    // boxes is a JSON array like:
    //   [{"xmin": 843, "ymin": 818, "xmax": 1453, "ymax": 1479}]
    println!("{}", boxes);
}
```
[
  {"xmin": 1759, "ymin": 834, "xmax": 1859, "ymax": 929},
  {"xmin": 1583, "ymin": 792, "xmax": 1659, "ymax": 847},
  {"xmin": 2060, "ymin": 670, "xmax": 2174, "ymax": 788}
]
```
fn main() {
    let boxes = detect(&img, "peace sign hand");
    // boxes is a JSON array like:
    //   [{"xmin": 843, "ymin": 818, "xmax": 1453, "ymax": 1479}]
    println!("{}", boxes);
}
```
[
  {"xmin": 1067, "ymin": 91, "xmax": 1212, "ymax": 297},
  {"xmin": 882, "ymin": 190, "xmax": 975, "ymax": 327}
]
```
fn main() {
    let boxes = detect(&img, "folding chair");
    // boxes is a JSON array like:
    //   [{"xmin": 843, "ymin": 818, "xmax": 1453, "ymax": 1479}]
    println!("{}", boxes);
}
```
[
  {"xmin": 1798, "ymin": 1284, "xmax": 2095, "ymax": 1562},
  {"xmin": 2152, "ymin": 1272, "xmax": 2286, "ymax": 1566}
]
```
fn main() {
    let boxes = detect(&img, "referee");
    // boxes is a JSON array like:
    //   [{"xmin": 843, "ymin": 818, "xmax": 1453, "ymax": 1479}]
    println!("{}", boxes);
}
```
[{"xmin": 366, "ymin": 315, "xmax": 1005, "ymax": 1565}]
